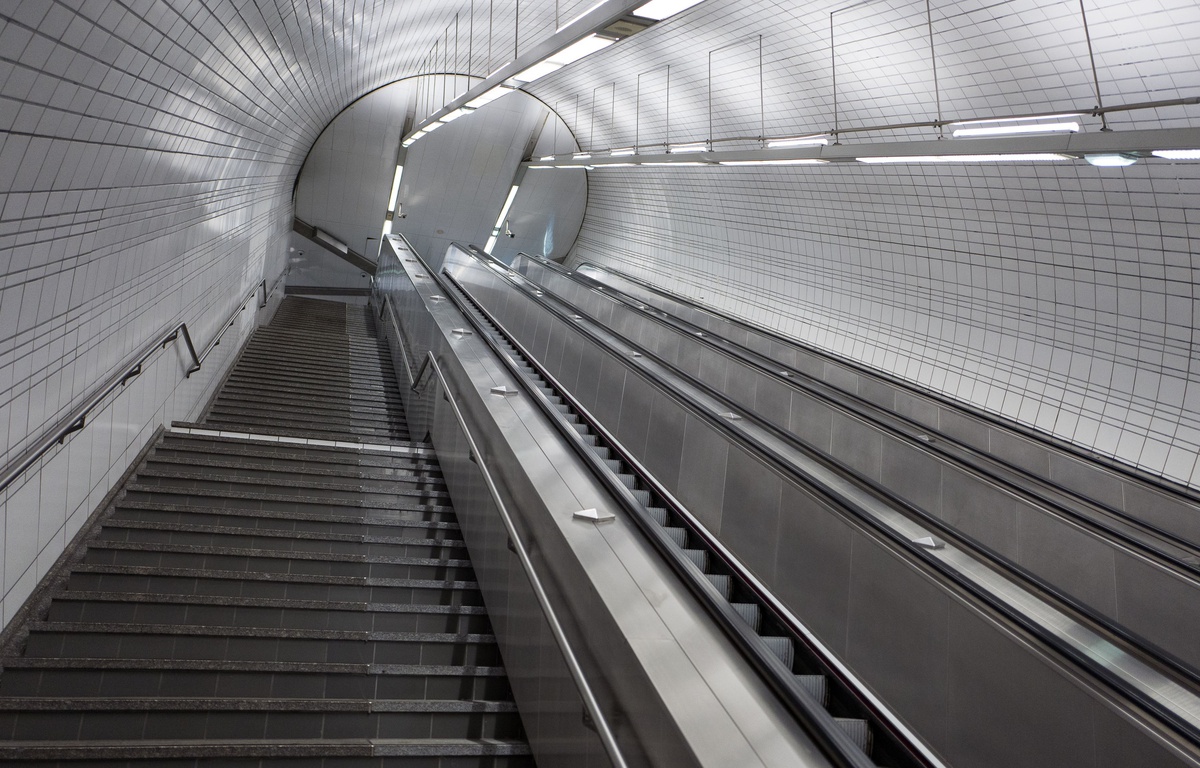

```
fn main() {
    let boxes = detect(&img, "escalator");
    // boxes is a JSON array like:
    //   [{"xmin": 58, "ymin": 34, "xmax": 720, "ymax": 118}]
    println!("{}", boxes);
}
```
[
  {"xmin": 562, "ymin": 257, "xmax": 1200, "ymax": 552},
  {"xmin": 508, "ymin": 252, "xmax": 1200, "ymax": 674},
  {"xmin": 440, "ymin": 242, "xmax": 1200, "ymax": 768}
]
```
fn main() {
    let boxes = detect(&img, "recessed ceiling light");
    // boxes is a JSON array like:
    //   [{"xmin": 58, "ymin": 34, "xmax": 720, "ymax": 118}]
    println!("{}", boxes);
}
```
[{"xmin": 1084, "ymin": 153, "xmax": 1138, "ymax": 167}]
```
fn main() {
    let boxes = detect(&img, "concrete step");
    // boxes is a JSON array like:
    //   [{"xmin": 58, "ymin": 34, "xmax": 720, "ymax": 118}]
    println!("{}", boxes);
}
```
[
  {"xmin": 23, "ymin": 623, "xmax": 502, "ymax": 666},
  {"xmin": 0, "ymin": 697, "xmax": 524, "ymax": 741},
  {"xmin": 119, "ymin": 484, "xmax": 453, "ymax": 518},
  {"xmin": 113, "ymin": 498, "xmax": 459, "ymax": 531},
  {"xmin": 0, "ymin": 736, "xmax": 533, "ymax": 764},
  {"xmin": 144, "ymin": 452, "xmax": 442, "ymax": 485},
  {"xmin": 131, "ymin": 466, "xmax": 447, "ymax": 503},
  {"xmin": 0, "ymin": 658, "xmax": 513, "ymax": 702}
]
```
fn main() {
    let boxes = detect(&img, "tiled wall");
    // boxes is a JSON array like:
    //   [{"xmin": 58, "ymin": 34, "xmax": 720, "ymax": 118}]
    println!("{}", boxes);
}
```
[
  {"xmin": 526, "ymin": 0, "xmax": 1200, "ymax": 488},
  {"xmin": 0, "ymin": 0, "xmax": 569, "ymax": 628},
  {"xmin": 570, "ymin": 160, "xmax": 1200, "ymax": 490}
]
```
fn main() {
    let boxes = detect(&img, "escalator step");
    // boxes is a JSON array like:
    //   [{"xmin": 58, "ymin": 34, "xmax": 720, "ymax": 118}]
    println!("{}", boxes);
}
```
[
  {"xmin": 604, "ymin": 459, "xmax": 622, "ymax": 472},
  {"xmin": 682, "ymin": 549, "xmax": 707, "ymax": 570},
  {"xmin": 761, "ymin": 636, "xmax": 793, "ymax": 669},
  {"xmin": 631, "ymin": 488, "xmax": 651, "ymax": 505},
  {"xmin": 732, "ymin": 602, "xmax": 761, "ymax": 632},
  {"xmin": 616, "ymin": 473, "xmax": 637, "ymax": 490},
  {"xmin": 706, "ymin": 574, "xmax": 732, "ymax": 600},
  {"xmin": 646, "ymin": 507, "xmax": 670, "ymax": 526},
  {"xmin": 663, "ymin": 528, "xmax": 688, "ymax": 548},
  {"xmin": 592, "ymin": 446, "xmax": 613, "ymax": 460},
  {"xmin": 796, "ymin": 674, "xmax": 828, "ymax": 706},
  {"xmin": 835, "ymin": 718, "xmax": 872, "ymax": 754}
]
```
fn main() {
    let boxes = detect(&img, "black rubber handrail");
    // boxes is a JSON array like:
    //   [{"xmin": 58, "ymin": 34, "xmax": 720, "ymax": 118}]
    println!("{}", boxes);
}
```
[
  {"xmin": 568, "ymin": 256, "xmax": 1200, "ymax": 507},
  {"xmin": 530, "ymin": 255, "xmax": 1200, "ymax": 578},
  {"xmin": 438, "ymin": 263, "xmax": 921, "ymax": 768},
  {"xmin": 471, "ymin": 246, "xmax": 1200, "ymax": 748},
  {"xmin": 0, "ymin": 275, "xmax": 283, "ymax": 496}
]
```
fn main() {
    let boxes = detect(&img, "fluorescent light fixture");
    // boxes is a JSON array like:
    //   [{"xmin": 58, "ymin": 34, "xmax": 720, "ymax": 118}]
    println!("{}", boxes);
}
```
[
  {"xmin": 561, "ymin": 0, "xmax": 607, "ymax": 28},
  {"xmin": 1152, "ymin": 149, "xmax": 1200, "ymax": 160},
  {"xmin": 527, "ymin": 165, "xmax": 555, "ymax": 169},
  {"xmin": 496, "ymin": 186, "xmax": 520, "ymax": 227},
  {"xmin": 611, "ymin": 147, "xmax": 636, "ymax": 156},
  {"xmin": 465, "ymin": 86, "xmax": 512, "ymax": 109},
  {"xmin": 951, "ymin": 121, "xmax": 1080, "ymax": 138},
  {"xmin": 539, "ymin": 155, "xmax": 557, "ymax": 161},
  {"xmin": 632, "ymin": 0, "xmax": 705, "ymax": 21},
  {"xmin": 718, "ymin": 159, "xmax": 829, "ymax": 166},
  {"xmin": 949, "ymin": 113, "xmax": 1082, "ymax": 126},
  {"xmin": 485, "ymin": 184, "xmax": 520, "ymax": 253},
  {"xmin": 643, "ymin": 161, "xmax": 709, "ymax": 166},
  {"xmin": 556, "ymin": 164, "xmax": 592, "ymax": 169},
  {"xmin": 591, "ymin": 163, "xmax": 637, "ymax": 168},
  {"xmin": 402, "ymin": 137, "xmax": 418, "ymax": 148},
  {"xmin": 386, "ymin": 165, "xmax": 404, "ymax": 211},
  {"xmin": 1085, "ymin": 153, "xmax": 1138, "ymax": 167},
  {"xmin": 440, "ymin": 108, "xmax": 472, "ymax": 122},
  {"xmin": 512, "ymin": 35, "xmax": 615, "ymax": 85},
  {"xmin": 512, "ymin": 60, "xmax": 563, "ymax": 83},
  {"xmin": 573, "ymin": 153, "xmax": 593, "ymax": 160},
  {"xmin": 670, "ymin": 142, "xmax": 707, "ymax": 154},
  {"xmin": 767, "ymin": 135, "xmax": 829, "ymax": 149},
  {"xmin": 856, "ymin": 153, "xmax": 1071, "ymax": 163},
  {"xmin": 550, "ymin": 35, "xmax": 614, "ymax": 66}
]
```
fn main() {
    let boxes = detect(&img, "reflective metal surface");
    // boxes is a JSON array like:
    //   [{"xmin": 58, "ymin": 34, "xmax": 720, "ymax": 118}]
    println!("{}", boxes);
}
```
[
  {"xmin": 371, "ymin": 235, "xmax": 838, "ymax": 768},
  {"xmin": 573, "ymin": 261, "xmax": 1200, "ymax": 552},
  {"xmin": 517, "ymin": 253, "xmax": 1200, "ymax": 675},
  {"xmin": 447, "ymin": 245, "xmax": 1200, "ymax": 768}
]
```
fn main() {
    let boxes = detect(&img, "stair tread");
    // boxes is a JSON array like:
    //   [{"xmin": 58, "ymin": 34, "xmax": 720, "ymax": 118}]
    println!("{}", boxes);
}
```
[{"xmin": 29, "ymin": 621, "xmax": 497, "ymax": 643}]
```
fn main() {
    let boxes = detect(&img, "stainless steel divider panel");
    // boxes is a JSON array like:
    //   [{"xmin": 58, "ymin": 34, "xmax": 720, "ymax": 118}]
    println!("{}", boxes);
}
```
[
  {"xmin": 450, "ymin": 247, "xmax": 1200, "ymax": 768},
  {"xmin": 571, "ymin": 260, "xmax": 1200, "ymax": 551},
  {"xmin": 371, "ymin": 236, "xmax": 836, "ymax": 768},
  {"xmin": 518, "ymin": 254, "xmax": 1200, "ymax": 674}
]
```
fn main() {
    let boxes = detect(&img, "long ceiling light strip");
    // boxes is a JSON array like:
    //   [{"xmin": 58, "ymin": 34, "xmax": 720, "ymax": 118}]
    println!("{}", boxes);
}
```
[
  {"xmin": 400, "ymin": 0, "xmax": 705, "ymax": 149},
  {"xmin": 856, "ymin": 153, "xmax": 1070, "ymax": 163},
  {"xmin": 484, "ymin": 185, "xmax": 521, "ymax": 253},
  {"xmin": 525, "ymin": 127, "xmax": 1200, "ymax": 169},
  {"xmin": 950, "ymin": 122, "xmax": 1081, "ymax": 138}
]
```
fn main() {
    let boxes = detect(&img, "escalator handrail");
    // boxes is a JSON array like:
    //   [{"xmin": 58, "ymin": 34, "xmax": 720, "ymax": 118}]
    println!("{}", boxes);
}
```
[
  {"xmin": 423, "ymin": 350, "xmax": 630, "ymax": 768},
  {"xmin": 568, "ymin": 256, "xmax": 1200, "ymax": 508},
  {"xmin": 539, "ymin": 256, "xmax": 1200, "ymax": 578},
  {"xmin": 475, "ymin": 247, "xmax": 1200, "ymax": 746},
  {"xmin": 439, "ymin": 262, "xmax": 938, "ymax": 768}
]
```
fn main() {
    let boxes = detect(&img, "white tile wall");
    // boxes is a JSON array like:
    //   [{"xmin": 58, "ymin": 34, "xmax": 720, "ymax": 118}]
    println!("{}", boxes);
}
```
[
  {"xmin": 572, "ymin": 159, "xmax": 1200, "ymax": 489},
  {"xmin": 0, "ymin": 0, "xmax": 562, "ymax": 630},
  {"xmin": 538, "ymin": 0, "xmax": 1200, "ymax": 487},
  {"xmin": 3, "ymin": 0, "xmax": 1197, "ymax": 623}
]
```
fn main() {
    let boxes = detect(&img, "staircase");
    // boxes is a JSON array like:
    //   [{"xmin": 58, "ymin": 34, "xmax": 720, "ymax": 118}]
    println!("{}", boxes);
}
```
[{"xmin": 0, "ymin": 297, "xmax": 533, "ymax": 766}]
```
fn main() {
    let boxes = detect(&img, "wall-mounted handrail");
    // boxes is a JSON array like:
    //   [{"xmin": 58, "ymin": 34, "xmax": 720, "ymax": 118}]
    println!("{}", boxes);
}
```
[
  {"xmin": 425, "ymin": 351, "xmax": 628, "ymax": 768},
  {"xmin": 0, "ymin": 273, "xmax": 284, "ymax": 496}
]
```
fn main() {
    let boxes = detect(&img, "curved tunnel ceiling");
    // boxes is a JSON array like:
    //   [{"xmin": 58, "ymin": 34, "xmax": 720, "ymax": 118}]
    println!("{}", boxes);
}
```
[{"xmin": 1, "ymin": 0, "xmax": 1199, "ymax": 487}]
